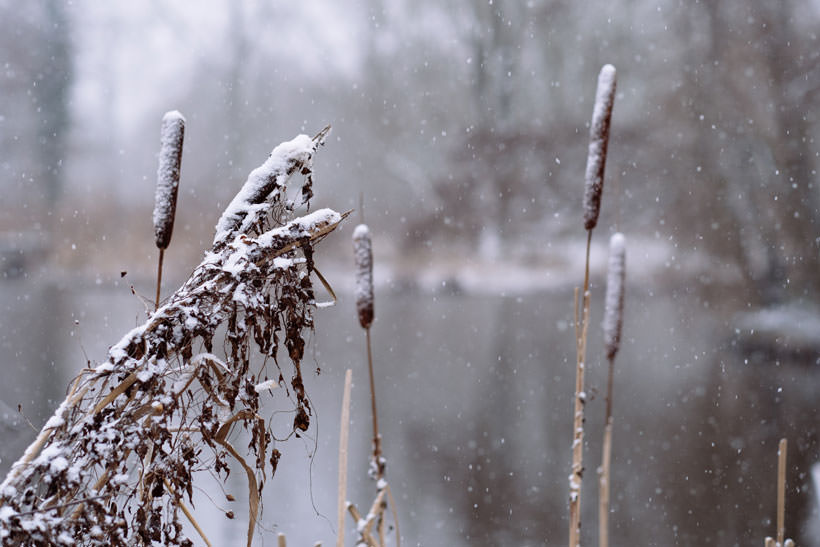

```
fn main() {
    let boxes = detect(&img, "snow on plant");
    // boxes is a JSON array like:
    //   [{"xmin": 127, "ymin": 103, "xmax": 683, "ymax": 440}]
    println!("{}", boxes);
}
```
[
  {"xmin": 0, "ymin": 126, "xmax": 344, "ymax": 546},
  {"xmin": 153, "ymin": 110, "xmax": 186, "ymax": 309},
  {"xmin": 582, "ymin": 64, "xmax": 616, "ymax": 232},
  {"xmin": 352, "ymin": 224, "xmax": 374, "ymax": 330},
  {"xmin": 153, "ymin": 110, "xmax": 185, "ymax": 251},
  {"xmin": 598, "ymin": 231, "xmax": 626, "ymax": 547},
  {"xmin": 603, "ymin": 232, "xmax": 626, "ymax": 361},
  {"xmin": 569, "ymin": 63, "xmax": 617, "ymax": 547}
]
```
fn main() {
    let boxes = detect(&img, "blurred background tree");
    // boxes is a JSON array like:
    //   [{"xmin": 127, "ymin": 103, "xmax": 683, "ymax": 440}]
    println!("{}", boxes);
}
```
[{"xmin": 2, "ymin": 0, "xmax": 817, "ymax": 304}]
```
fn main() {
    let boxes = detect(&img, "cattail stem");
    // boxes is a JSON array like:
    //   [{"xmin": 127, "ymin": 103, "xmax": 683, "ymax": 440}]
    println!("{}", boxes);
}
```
[
  {"xmin": 155, "ymin": 248, "xmax": 164, "ymax": 310},
  {"xmin": 366, "ymin": 327, "xmax": 383, "ymax": 480},
  {"xmin": 153, "ymin": 111, "xmax": 185, "ymax": 312},
  {"xmin": 777, "ymin": 438, "xmax": 787, "ymax": 545},
  {"xmin": 569, "ymin": 229, "xmax": 593, "ymax": 547},
  {"xmin": 598, "ymin": 356, "xmax": 615, "ymax": 547},
  {"xmin": 337, "ymin": 369, "xmax": 353, "ymax": 547},
  {"xmin": 353, "ymin": 223, "xmax": 382, "ymax": 479}
]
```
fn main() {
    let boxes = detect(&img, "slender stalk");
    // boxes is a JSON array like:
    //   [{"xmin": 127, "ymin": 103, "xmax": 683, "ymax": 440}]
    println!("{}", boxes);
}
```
[
  {"xmin": 599, "ymin": 232, "xmax": 625, "ymax": 547},
  {"xmin": 155, "ymin": 248, "xmax": 164, "ymax": 310},
  {"xmin": 598, "ymin": 357, "xmax": 615, "ymax": 547},
  {"xmin": 165, "ymin": 478, "xmax": 213, "ymax": 547},
  {"xmin": 366, "ymin": 328, "xmax": 383, "ymax": 480},
  {"xmin": 337, "ymin": 369, "xmax": 353, "ymax": 547},
  {"xmin": 569, "ymin": 229, "xmax": 593, "ymax": 547},
  {"xmin": 777, "ymin": 438, "xmax": 787, "ymax": 545},
  {"xmin": 385, "ymin": 484, "xmax": 401, "ymax": 547}
]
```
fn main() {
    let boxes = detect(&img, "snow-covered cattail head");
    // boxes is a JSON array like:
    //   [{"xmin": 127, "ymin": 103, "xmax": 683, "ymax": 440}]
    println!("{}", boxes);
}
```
[
  {"xmin": 353, "ymin": 224, "xmax": 374, "ymax": 329},
  {"xmin": 582, "ymin": 64, "xmax": 617, "ymax": 231},
  {"xmin": 603, "ymin": 232, "xmax": 626, "ymax": 360},
  {"xmin": 153, "ymin": 110, "xmax": 186, "ymax": 249}
]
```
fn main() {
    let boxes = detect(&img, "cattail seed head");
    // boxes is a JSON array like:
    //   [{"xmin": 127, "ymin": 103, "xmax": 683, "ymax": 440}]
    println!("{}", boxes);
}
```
[
  {"xmin": 353, "ymin": 224, "xmax": 374, "ymax": 329},
  {"xmin": 583, "ymin": 64, "xmax": 616, "ymax": 231},
  {"xmin": 603, "ymin": 232, "xmax": 626, "ymax": 360},
  {"xmin": 153, "ymin": 110, "xmax": 186, "ymax": 249}
]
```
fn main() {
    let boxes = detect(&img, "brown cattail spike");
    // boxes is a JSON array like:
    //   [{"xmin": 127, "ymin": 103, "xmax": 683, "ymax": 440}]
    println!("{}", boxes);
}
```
[
  {"xmin": 603, "ymin": 232, "xmax": 626, "ymax": 360},
  {"xmin": 582, "ymin": 64, "xmax": 616, "ymax": 231},
  {"xmin": 153, "ymin": 110, "xmax": 186, "ymax": 250},
  {"xmin": 353, "ymin": 224, "xmax": 374, "ymax": 329}
]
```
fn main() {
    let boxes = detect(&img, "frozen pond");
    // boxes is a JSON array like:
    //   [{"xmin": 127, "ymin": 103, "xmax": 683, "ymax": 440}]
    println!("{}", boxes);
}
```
[{"xmin": 0, "ymin": 276, "xmax": 818, "ymax": 546}]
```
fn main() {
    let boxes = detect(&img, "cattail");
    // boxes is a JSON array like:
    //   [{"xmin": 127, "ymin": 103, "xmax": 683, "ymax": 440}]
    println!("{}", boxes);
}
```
[
  {"xmin": 603, "ymin": 232, "xmax": 626, "ymax": 360},
  {"xmin": 153, "ymin": 110, "xmax": 186, "ymax": 249},
  {"xmin": 353, "ymin": 224, "xmax": 374, "ymax": 329},
  {"xmin": 582, "ymin": 64, "xmax": 616, "ymax": 231}
]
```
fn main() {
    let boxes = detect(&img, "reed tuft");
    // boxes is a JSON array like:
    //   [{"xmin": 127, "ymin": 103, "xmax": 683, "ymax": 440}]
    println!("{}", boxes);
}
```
[{"xmin": 582, "ymin": 64, "xmax": 616, "ymax": 231}]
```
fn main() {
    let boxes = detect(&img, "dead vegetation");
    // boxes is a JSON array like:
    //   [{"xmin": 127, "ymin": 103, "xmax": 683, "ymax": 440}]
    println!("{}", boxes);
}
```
[{"xmin": 0, "ymin": 126, "xmax": 345, "ymax": 546}]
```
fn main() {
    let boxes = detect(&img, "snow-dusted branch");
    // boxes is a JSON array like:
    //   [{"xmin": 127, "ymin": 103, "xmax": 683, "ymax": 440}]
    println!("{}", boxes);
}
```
[{"xmin": 0, "ymin": 129, "xmax": 343, "ymax": 546}]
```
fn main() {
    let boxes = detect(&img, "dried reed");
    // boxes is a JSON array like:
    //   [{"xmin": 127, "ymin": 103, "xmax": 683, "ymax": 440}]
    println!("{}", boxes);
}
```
[
  {"xmin": 598, "ymin": 232, "xmax": 625, "ymax": 547},
  {"xmin": 336, "ymin": 369, "xmax": 353, "ymax": 547},
  {"xmin": 764, "ymin": 438, "xmax": 794, "ymax": 546},
  {"xmin": 0, "ymin": 127, "xmax": 344, "ymax": 546},
  {"xmin": 353, "ymin": 223, "xmax": 382, "ymax": 479},
  {"xmin": 153, "ymin": 110, "xmax": 186, "ymax": 309},
  {"xmin": 343, "ymin": 223, "xmax": 398, "ymax": 547},
  {"xmin": 569, "ymin": 63, "xmax": 616, "ymax": 547}
]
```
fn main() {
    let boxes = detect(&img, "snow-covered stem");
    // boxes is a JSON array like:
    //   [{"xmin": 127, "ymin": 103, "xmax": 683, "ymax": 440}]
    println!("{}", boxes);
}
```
[
  {"xmin": 347, "ymin": 481, "xmax": 396, "ymax": 547},
  {"xmin": 353, "ymin": 224, "xmax": 374, "ymax": 329},
  {"xmin": 0, "ymin": 130, "xmax": 343, "ymax": 546},
  {"xmin": 153, "ymin": 110, "xmax": 185, "ymax": 250},
  {"xmin": 568, "ymin": 230, "xmax": 592, "ymax": 547},
  {"xmin": 213, "ymin": 126, "xmax": 330, "ymax": 248},
  {"xmin": 582, "ymin": 64, "xmax": 616, "ymax": 231}
]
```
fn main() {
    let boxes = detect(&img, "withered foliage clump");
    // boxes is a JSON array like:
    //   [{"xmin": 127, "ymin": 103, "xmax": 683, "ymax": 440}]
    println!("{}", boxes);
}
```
[{"xmin": 0, "ymin": 128, "xmax": 344, "ymax": 546}]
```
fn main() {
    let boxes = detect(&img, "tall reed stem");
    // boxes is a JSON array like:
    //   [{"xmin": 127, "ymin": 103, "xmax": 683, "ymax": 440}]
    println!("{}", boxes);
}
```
[
  {"xmin": 569, "ymin": 229, "xmax": 592, "ymax": 547},
  {"xmin": 366, "ymin": 328, "xmax": 383, "ymax": 480},
  {"xmin": 337, "ymin": 369, "xmax": 353, "ymax": 547},
  {"xmin": 598, "ymin": 356, "xmax": 614, "ymax": 547},
  {"xmin": 155, "ymin": 248, "xmax": 164, "ymax": 310},
  {"xmin": 777, "ymin": 438, "xmax": 787, "ymax": 545},
  {"xmin": 599, "ymin": 231, "xmax": 625, "ymax": 547}
]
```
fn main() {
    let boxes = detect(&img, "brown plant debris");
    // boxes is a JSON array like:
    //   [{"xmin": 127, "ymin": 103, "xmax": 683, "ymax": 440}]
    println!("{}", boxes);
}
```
[{"xmin": 0, "ymin": 127, "xmax": 344, "ymax": 546}]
